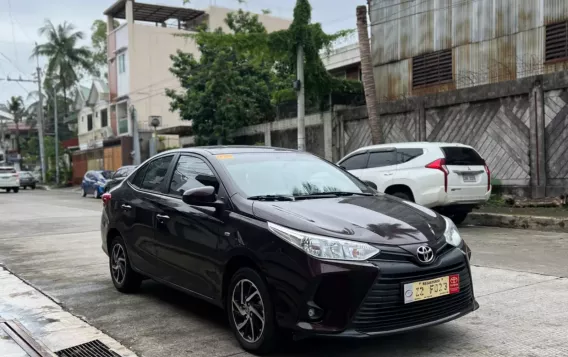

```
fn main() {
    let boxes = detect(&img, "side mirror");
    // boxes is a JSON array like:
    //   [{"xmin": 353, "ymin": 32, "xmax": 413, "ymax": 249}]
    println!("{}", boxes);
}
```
[
  {"xmin": 182, "ymin": 186, "xmax": 225, "ymax": 210},
  {"xmin": 363, "ymin": 180, "xmax": 378, "ymax": 190}
]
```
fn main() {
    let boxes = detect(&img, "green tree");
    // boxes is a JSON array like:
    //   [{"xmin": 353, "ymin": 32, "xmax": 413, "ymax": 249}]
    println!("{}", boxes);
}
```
[
  {"xmin": 32, "ymin": 20, "xmax": 93, "ymax": 118},
  {"xmin": 91, "ymin": 19, "xmax": 119, "ymax": 76},
  {"xmin": 167, "ymin": 10, "xmax": 275, "ymax": 144},
  {"xmin": 6, "ymin": 96, "xmax": 24, "ymax": 154}
]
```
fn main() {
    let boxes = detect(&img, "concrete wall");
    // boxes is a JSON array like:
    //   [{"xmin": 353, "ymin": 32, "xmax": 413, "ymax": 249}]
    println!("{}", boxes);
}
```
[
  {"xmin": 129, "ymin": 24, "xmax": 200, "ymax": 132},
  {"xmin": 206, "ymin": 6, "xmax": 291, "ymax": 33}
]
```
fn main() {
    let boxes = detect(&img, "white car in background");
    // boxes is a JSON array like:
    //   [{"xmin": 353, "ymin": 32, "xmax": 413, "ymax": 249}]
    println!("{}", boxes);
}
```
[
  {"xmin": 337, "ymin": 142, "xmax": 491, "ymax": 224},
  {"xmin": 0, "ymin": 166, "xmax": 20, "ymax": 193}
]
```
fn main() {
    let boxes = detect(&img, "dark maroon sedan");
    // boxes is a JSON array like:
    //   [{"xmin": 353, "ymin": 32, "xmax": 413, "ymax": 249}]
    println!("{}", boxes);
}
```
[{"xmin": 100, "ymin": 146, "xmax": 478, "ymax": 354}]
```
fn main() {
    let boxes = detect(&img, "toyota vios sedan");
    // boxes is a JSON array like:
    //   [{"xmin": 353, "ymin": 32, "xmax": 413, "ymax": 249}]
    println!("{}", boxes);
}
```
[{"xmin": 100, "ymin": 147, "xmax": 478, "ymax": 354}]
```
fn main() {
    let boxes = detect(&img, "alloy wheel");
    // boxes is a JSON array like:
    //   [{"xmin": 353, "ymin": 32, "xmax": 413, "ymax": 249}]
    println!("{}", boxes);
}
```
[
  {"xmin": 231, "ymin": 279, "xmax": 265, "ymax": 344},
  {"xmin": 111, "ymin": 243, "xmax": 127, "ymax": 285}
]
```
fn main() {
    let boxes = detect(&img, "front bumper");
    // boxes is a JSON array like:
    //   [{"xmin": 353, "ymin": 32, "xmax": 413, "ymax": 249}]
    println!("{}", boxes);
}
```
[{"xmin": 268, "ymin": 242, "xmax": 477, "ymax": 338}]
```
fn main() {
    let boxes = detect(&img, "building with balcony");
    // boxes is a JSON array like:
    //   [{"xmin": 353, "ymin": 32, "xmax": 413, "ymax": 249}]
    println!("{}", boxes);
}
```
[
  {"xmin": 104, "ymin": 0, "xmax": 292, "ymax": 141},
  {"xmin": 322, "ymin": 43, "xmax": 362, "ymax": 81}
]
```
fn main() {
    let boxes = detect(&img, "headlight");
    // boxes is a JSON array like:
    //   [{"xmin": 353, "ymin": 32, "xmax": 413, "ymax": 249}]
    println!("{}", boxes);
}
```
[
  {"xmin": 267, "ymin": 222, "xmax": 380, "ymax": 261},
  {"xmin": 443, "ymin": 216, "xmax": 462, "ymax": 247}
]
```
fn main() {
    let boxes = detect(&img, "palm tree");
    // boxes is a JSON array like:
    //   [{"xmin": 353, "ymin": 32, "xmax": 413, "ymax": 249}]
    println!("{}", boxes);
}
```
[
  {"xmin": 356, "ymin": 5, "xmax": 382, "ymax": 144},
  {"xmin": 31, "ymin": 20, "xmax": 93, "ymax": 119},
  {"xmin": 7, "ymin": 96, "xmax": 24, "ymax": 154}
]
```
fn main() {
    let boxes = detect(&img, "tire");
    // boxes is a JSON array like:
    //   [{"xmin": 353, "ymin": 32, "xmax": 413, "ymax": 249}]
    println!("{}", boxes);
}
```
[
  {"xmin": 23, "ymin": 186, "xmax": 27, "ymax": 190},
  {"xmin": 109, "ymin": 236, "xmax": 142, "ymax": 293},
  {"xmin": 82, "ymin": 188, "xmax": 87, "ymax": 197},
  {"xmin": 6, "ymin": 188, "xmax": 11, "ymax": 193},
  {"xmin": 451, "ymin": 212, "xmax": 468, "ymax": 225},
  {"xmin": 391, "ymin": 191, "xmax": 411, "ymax": 201},
  {"xmin": 31, "ymin": 185, "xmax": 36, "ymax": 190},
  {"xmin": 94, "ymin": 189, "xmax": 100, "ymax": 199},
  {"xmin": 227, "ymin": 268, "xmax": 277, "ymax": 354},
  {"xmin": 13, "ymin": 188, "xmax": 19, "ymax": 193}
]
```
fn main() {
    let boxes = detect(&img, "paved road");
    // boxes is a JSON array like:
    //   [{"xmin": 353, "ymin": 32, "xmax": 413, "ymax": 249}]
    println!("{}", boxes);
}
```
[{"xmin": 0, "ymin": 189, "xmax": 567, "ymax": 357}]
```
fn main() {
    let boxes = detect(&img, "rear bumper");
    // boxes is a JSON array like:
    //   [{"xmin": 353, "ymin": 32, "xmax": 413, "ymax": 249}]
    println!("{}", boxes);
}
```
[
  {"xmin": 418, "ymin": 186, "xmax": 491, "ymax": 208},
  {"xmin": 0, "ymin": 180, "xmax": 20, "ymax": 188}
]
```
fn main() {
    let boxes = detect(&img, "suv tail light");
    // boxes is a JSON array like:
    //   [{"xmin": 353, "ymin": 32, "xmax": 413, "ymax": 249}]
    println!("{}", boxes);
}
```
[
  {"xmin": 426, "ymin": 158, "xmax": 449, "ymax": 192},
  {"xmin": 484, "ymin": 163, "xmax": 491, "ymax": 191},
  {"xmin": 102, "ymin": 193, "xmax": 112, "ymax": 206}
]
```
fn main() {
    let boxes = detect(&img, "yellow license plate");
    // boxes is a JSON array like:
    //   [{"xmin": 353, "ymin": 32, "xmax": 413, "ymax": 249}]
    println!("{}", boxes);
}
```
[{"xmin": 403, "ymin": 274, "xmax": 460, "ymax": 304}]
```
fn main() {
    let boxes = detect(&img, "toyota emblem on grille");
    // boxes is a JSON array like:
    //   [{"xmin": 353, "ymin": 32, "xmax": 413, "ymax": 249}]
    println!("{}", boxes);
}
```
[{"xmin": 416, "ymin": 245, "xmax": 434, "ymax": 263}]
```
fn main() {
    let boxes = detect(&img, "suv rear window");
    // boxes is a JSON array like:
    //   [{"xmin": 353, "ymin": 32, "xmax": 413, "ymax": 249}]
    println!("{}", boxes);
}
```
[{"xmin": 441, "ymin": 147, "xmax": 485, "ymax": 165}]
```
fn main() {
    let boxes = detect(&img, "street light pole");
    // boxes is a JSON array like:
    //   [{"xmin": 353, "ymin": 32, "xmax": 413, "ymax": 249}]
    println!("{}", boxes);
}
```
[
  {"xmin": 53, "ymin": 90, "xmax": 59, "ymax": 185},
  {"xmin": 35, "ymin": 60, "xmax": 47, "ymax": 183}
]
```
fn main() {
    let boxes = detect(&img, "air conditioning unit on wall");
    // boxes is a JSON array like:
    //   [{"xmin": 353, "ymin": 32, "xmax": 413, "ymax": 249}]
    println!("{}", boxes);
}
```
[{"xmin": 101, "ymin": 126, "xmax": 115, "ymax": 139}]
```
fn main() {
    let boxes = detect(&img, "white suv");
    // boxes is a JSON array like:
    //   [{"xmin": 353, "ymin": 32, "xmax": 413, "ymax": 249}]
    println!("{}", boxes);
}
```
[
  {"xmin": 337, "ymin": 142, "xmax": 491, "ymax": 223},
  {"xmin": 0, "ymin": 166, "xmax": 20, "ymax": 193}
]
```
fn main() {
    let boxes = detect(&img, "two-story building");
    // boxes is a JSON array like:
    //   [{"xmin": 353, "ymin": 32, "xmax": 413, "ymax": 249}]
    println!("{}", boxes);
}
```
[{"xmin": 103, "ymin": 0, "xmax": 291, "ymax": 143}]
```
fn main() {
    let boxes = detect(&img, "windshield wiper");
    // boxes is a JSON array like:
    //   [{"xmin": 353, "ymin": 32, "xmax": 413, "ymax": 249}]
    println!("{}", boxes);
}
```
[
  {"xmin": 296, "ymin": 192, "xmax": 373, "ymax": 199},
  {"xmin": 248, "ymin": 195, "xmax": 296, "ymax": 201}
]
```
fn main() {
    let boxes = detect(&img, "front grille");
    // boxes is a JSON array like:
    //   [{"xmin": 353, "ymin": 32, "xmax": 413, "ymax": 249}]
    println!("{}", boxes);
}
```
[{"xmin": 351, "ymin": 262, "xmax": 473, "ymax": 333}]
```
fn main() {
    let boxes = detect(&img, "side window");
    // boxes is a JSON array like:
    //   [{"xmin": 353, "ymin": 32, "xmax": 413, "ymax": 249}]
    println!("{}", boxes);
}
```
[
  {"xmin": 140, "ymin": 156, "xmax": 174, "ymax": 192},
  {"xmin": 397, "ymin": 148, "xmax": 424, "ymax": 164},
  {"xmin": 368, "ymin": 151, "xmax": 396, "ymax": 168},
  {"xmin": 169, "ymin": 156, "xmax": 218, "ymax": 196},
  {"xmin": 131, "ymin": 166, "xmax": 147, "ymax": 187},
  {"xmin": 340, "ymin": 153, "xmax": 368, "ymax": 170},
  {"xmin": 86, "ymin": 172, "xmax": 94, "ymax": 180}
]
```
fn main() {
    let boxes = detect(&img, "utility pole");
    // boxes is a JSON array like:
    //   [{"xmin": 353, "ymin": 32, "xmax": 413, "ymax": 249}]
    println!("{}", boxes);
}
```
[
  {"xmin": 53, "ymin": 90, "xmax": 59, "ymax": 185},
  {"xmin": 296, "ymin": 44, "xmax": 306, "ymax": 151},
  {"xmin": 35, "ymin": 53, "xmax": 47, "ymax": 183},
  {"xmin": 130, "ymin": 105, "xmax": 141, "ymax": 165}
]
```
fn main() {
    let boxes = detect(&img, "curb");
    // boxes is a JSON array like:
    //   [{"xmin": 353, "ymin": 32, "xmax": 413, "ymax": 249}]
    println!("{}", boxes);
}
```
[{"xmin": 466, "ymin": 212, "xmax": 568, "ymax": 233}]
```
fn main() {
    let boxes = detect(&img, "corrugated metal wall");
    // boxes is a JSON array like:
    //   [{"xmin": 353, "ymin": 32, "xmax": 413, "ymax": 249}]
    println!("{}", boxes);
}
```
[{"xmin": 370, "ymin": 0, "xmax": 568, "ymax": 101}]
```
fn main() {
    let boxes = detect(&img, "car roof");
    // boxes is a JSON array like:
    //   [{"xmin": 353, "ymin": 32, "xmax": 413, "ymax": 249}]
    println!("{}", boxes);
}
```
[
  {"xmin": 166, "ymin": 146, "xmax": 298, "ymax": 156},
  {"xmin": 350, "ymin": 142, "xmax": 474, "ymax": 154}
]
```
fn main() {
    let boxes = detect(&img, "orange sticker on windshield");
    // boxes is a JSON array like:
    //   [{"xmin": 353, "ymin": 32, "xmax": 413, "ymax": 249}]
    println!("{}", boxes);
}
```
[{"xmin": 216, "ymin": 154, "xmax": 234, "ymax": 160}]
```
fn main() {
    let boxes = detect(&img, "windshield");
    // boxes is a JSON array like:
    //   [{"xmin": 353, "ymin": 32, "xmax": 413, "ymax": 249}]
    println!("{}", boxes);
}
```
[{"xmin": 217, "ymin": 152, "xmax": 371, "ymax": 197}]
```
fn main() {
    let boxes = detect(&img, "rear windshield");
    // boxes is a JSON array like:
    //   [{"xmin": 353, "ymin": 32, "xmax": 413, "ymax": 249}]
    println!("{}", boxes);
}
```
[
  {"xmin": 442, "ymin": 147, "xmax": 485, "ymax": 166},
  {"xmin": 0, "ymin": 168, "xmax": 16, "ymax": 173}
]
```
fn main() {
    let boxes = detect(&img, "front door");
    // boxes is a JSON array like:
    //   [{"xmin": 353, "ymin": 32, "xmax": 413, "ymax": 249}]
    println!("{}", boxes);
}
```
[{"xmin": 154, "ymin": 155, "xmax": 225, "ymax": 299}]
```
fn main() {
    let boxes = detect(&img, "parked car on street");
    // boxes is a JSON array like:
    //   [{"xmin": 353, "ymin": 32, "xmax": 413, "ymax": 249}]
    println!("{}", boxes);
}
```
[
  {"xmin": 0, "ymin": 166, "xmax": 20, "ymax": 193},
  {"xmin": 337, "ymin": 142, "xmax": 491, "ymax": 224},
  {"xmin": 81, "ymin": 170, "xmax": 112, "ymax": 198},
  {"xmin": 104, "ymin": 165, "xmax": 137, "ymax": 193},
  {"xmin": 101, "ymin": 146, "xmax": 477, "ymax": 354},
  {"xmin": 19, "ymin": 171, "xmax": 38, "ymax": 190}
]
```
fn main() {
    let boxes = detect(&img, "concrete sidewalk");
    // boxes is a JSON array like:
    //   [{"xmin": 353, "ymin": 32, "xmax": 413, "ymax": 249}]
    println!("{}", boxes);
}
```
[{"xmin": 0, "ymin": 266, "xmax": 137, "ymax": 357}]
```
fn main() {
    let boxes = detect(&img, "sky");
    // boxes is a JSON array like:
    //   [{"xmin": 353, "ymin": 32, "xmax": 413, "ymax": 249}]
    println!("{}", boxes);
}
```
[{"xmin": 0, "ymin": 0, "xmax": 363, "ymax": 105}]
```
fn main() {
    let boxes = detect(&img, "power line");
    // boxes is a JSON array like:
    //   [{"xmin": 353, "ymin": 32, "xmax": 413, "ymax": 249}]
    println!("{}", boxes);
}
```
[
  {"xmin": 0, "ymin": 52, "xmax": 27, "ymax": 75},
  {"xmin": 7, "ymin": 0, "xmax": 18, "ymax": 63}
]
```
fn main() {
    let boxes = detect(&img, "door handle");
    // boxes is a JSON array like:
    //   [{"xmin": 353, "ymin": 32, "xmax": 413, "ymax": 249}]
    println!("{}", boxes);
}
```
[
  {"xmin": 156, "ymin": 214, "xmax": 170, "ymax": 221},
  {"xmin": 384, "ymin": 173, "xmax": 394, "ymax": 176},
  {"xmin": 121, "ymin": 204, "xmax": 132, "ymax": 210}
]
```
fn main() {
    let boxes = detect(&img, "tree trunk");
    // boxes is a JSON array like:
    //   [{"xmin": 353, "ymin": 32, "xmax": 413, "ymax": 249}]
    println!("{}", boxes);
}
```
[{"xmin": 356, "ymin": 4, "xmax": 382, "ymax": 144}]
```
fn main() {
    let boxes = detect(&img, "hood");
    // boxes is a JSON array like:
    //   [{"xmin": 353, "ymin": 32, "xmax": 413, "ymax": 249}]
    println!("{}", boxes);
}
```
[{"xmin": 252, "ymin": 195, "xmax": 446, "ymax": 246}]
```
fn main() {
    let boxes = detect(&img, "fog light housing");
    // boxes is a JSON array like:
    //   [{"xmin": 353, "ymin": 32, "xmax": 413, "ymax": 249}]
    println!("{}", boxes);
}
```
[{"xmin": 306, "ymin": 302, "xmax": 323, "ymax": 321}]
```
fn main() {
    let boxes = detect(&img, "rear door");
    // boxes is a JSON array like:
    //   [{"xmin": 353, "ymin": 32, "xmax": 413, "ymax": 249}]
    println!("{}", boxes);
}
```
[
  {"xmin": 441, "ymin": 146, "xmax": 489, "ymax": 201},
  {"xmin": 119, "ymin": 155, "xmax": 175, "ymax": 276},
  {"xmin": 358, "ymin": 149, "xmax": 397, "ymax": 192}
]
